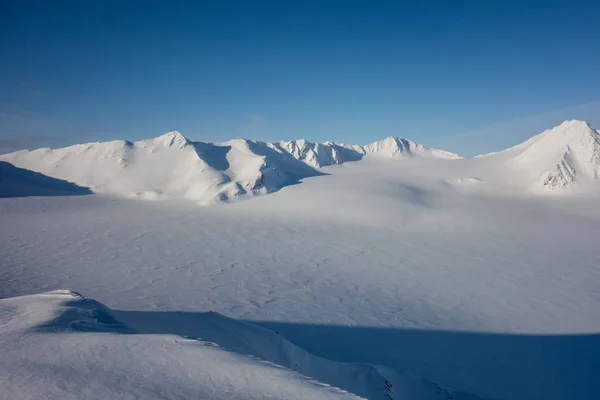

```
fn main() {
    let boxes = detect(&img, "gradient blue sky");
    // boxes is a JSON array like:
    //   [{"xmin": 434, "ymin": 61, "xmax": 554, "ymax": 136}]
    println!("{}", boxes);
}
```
[{"xmin": 1, "ymin": 0, "xmax": 599, "ymax": 156}]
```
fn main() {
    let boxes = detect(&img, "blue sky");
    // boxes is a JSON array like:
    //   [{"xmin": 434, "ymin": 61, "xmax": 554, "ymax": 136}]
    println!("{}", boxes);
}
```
[{"xmin": 1, "ymin": 0, "xmax": 599, "ymax": 156}]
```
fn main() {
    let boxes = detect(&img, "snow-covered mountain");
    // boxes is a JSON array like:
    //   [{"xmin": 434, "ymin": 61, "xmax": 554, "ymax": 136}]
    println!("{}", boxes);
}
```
[
  {"xmin": 478, "ymin": 120, "xmax": 600, "ymax": 192},
  {"xmin": 270, "ymin": 139, "xmax": 363, "ymax": 168},
  {"xmin": 0, "ymin": 132, "xmax": 326, "ymax": 204},
  {"xmin": 363, "ymin": 136, "xmax": 462, "ymax": 159},
  {"xmin": 2, "ymin": 120, "xmax": 600, "ymax": 203},
  {"xmin": 270, "ymin": 136, "xmax": 462, "ymax": 167},
  {"xmin": 0, "ymin": 133, "xmax": 459, "ymax": 203}
]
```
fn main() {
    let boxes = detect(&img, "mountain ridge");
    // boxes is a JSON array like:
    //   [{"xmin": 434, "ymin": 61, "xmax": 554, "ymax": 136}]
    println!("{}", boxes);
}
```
[
  {"xmin": 2, "ymin": 119, "xmax": 599, "ymax": 202},
  {"xmin": 0, "ymin": 133, "xmax": 458, "ymax": 203}
]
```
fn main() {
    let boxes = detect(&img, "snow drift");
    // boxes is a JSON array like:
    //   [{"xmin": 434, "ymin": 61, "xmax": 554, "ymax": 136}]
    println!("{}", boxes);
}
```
[{"xmin": 0, "ymin": 290, "xmax": 481, "ymax": 400}]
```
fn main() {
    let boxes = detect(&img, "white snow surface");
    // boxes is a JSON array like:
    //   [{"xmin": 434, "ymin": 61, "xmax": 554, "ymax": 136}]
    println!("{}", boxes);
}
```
[{"xmin": 2, "ymin": 120, "xmax": 600, "ymax": 399}]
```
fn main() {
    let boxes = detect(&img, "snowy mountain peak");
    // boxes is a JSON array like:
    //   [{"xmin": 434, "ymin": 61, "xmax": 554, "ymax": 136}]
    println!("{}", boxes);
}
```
[
  {"xmin": 364, "ymin": 136, "xmax": 418, "ymax": 156},
  {"xmin": 272, "ymin": 139, "xmax": 362, "ymax": 168},
  {"xmin": 554, "ymin": 119, "xmax": 594, "ymax": 131},
  {"xmin": 364, "ymin": 136, "xmax": 461, "ymax": 159},
  {"xmin": 536, "ymin": 120, "xmax": 598, "ymax": 145},
  {"xmin": 494, "ymin": 120, "xmax": 600, "ymax": 191},
  {"xmin": 152, "ymin": 131, "xmax": 190, "ymax": 148}
]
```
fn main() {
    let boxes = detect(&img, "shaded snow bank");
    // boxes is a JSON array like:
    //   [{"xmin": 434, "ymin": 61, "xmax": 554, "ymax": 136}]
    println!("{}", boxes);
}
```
[{"xmin": 0, "ymin": 161, "xmax": 92, "ymax": 198}]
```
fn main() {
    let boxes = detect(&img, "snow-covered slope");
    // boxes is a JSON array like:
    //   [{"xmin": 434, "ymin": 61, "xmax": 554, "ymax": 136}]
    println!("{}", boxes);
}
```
[
  {"xmin": 363, "ymin": 136, "xmax": 462, "ymax": 159},
  {"xmin": 0, "ymin": 290, "xmax": 480, "ymax": 400}
]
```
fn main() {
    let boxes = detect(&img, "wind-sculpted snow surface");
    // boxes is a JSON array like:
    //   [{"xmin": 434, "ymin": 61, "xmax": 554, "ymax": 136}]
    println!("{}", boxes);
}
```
[{"xmin": 0, "ymin": 290, "xmax": 482, "ymax": 400}]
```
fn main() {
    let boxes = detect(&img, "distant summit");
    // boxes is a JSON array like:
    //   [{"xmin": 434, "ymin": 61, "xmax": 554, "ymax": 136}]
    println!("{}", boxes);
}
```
[
  {"xmin": 363, "ymin": 136, "xmax": 462, "ymax": 159},
  {"xmin": 148, "ymin": 131, "xmax": 190, "ymax": 149}
]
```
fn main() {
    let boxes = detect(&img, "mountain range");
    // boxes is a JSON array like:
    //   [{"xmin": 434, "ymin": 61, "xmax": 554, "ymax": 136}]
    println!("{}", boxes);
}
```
[{"xmin": 1, "ymin": 119, "xmax": 599, "ymax": 203}]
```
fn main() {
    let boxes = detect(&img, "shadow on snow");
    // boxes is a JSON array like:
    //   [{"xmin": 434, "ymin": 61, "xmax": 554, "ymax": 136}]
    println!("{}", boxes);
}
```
[
  {"xmin": 0, "ymin": 161, "xmax": 92, "ymax": 198},
  {"xmin": 37, "ymin": 299, "xmax": 600, "ymax": 400}
]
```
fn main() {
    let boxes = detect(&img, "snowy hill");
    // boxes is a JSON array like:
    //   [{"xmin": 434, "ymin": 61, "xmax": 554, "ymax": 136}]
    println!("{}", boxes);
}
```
[{"xmin": 0, "ymin": 290, "xmax": 481, "ymax": 400}]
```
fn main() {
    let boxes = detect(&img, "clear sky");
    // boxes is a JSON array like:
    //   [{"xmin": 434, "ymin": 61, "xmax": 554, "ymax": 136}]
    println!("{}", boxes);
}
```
[{"xmin": 1, "ymin": 0, "xmax": 600, "ymax": 156}]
